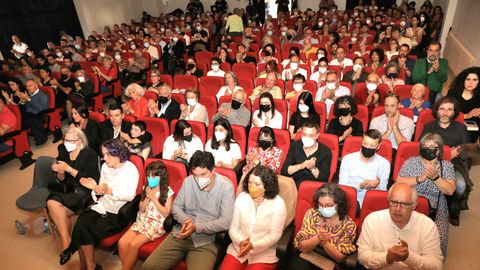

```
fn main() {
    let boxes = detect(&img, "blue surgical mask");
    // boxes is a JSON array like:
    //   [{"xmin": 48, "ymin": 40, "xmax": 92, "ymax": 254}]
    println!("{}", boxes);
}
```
[
  {"xmin": 318, "ymin": 205, "xmax": 337, "ymax": 218},
  {"xmin": 147, "ymin": 177, "xmax": 160, "ymax": 188}
]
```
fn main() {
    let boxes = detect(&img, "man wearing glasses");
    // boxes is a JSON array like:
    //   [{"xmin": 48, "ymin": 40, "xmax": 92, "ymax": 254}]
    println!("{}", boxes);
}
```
[{"xmin": 357, "ymin": 183, "xmax": 443, "ymax": 269}]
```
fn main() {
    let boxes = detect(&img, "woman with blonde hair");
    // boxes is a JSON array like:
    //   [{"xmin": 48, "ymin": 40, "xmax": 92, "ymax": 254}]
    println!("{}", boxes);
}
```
[{"xmin": 122, "ymin": 83, "xmax": 149, "ymax": 117}]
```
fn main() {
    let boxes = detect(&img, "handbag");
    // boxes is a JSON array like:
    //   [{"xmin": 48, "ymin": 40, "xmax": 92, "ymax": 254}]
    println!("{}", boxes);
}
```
[{"xmin": 427, "ymin": 160, "xmax": 443, "ymax": 221}]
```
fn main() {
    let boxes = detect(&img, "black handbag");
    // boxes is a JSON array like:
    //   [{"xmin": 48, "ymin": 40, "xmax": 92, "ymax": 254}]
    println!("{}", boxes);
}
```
[{"xmin": 427, "ymin": 160, "xmax": 443, "ymax": 221}]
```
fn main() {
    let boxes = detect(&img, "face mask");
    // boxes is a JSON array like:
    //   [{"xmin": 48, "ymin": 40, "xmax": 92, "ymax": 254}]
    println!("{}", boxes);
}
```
[
  {"xmin": 302, "ymin": 136, "xmax": 315, "ymax": 148},
  {"xmin": 339, "ymin": 107, "xmax": 351, "ymax": 116},
  {"xmin": 55, "ymin": 52, "xmax": 63, "ymax": 58},
  {"xmin": 281, "ymin": 31, "xmax": 286, "ymax": 36},
  {"xmin": 64, "ymin": 141, "xmax": 77, "ymax": 152},
  {"xmin": 317, "ymin": 52, "xmax": 325, "ymax": 59},
  {"xmin": 186, "ymin": 98, "xmax": 197, "ymax": 106},
  {"xmin": 187, "ymin": 63, "xmax": 195, "ymax": 70},
  {"xmin": 353, "ymin": 64, "xmax": 362, "ymax": 72},
  {"xmin": 351, "ymin": 37, "xmax": 357, "ymax": 43},
  {"xmin": 184, "ymin": 134, "xmax": 193, "ymax": 142},
  {"xmin": 264, "ymin": 50, "xmax": 272, "ymax": 57},
  {"xmin": 260, "ymin": 104, "xmax": 271, "ymax": 112},
  {"xmin": 214, "ymin": 131, "xmax": 226, "ymax": 141},
  {"xmin": 249, "ymin": 185, "xmax": 264, "ymax": 199},
  {"xmin": 74, "ymin": 44, "xmax": 81, "ymax": 50},
  {"xmin": 361, "ymin": 146, "xmax": 376, "ymax": 158},
  {"xmin": 387, "ymin": 72, "xmax": 398, "ymax": 79},
  {"xmin": 114, "ymin": 54, "xmax": 122, "ymax": 60},
  {"xmin": 420, "ymin": 16, "xmax": 425, "ymax": 22},
  {"xmin": 231, "ymin": 99, "xmax": 242, "ymax": 110},
  {"xmin": 77, "ymin": 76, "xmax": 85, "ymax": 83},
  {"xmin": 318, "ymin": 67, "xmax": 327, "ymax": 74},
  {"xmin": 290, "ymin": 62, "xmax": 298, "ymax": 70},
  {"xmin": 211, "ymin": 64, "xmax": 219, "ymax": 71},
  {"xmin": 147, "ymin": 176, "xmax": 160, "ymax": 188},
  {"xmin": 196, "ymin": 26, "xmax": 202, "ymax": 31},
  {"xmin": 175, "ymin": 27, "xmax": 180, "ymax": 32},
  {"xmin": 323, "ymin": 11, "xmax": 328, "ymax": 16},
  {"xmin": 366, "ymin": 19, "xmax": 371, "ymax": 24},
  {"xmin": 61, "ymin": 74, "xmax": 68, "ymax": 80},
  {"xmin": 144, "ymin": 42, "xmax": 150, "ymax": 48},
  {"xmin": 258, "ymin": 140, "xmax": 272, "ymax": 150},
  {"xmin": 366, "ymin": 83, "xmax": 377, "ymax": 91},
  {"xmin": 298, "ymin": 103, "xmax": 309, "ymax": 113},
  {"xmin": 400, "ymin": 21, "xmax": 406, "ymax": 27},
  {"xmin": 420, "ymin": 147, "xmax": 438, "ymax": 161},
  {"xmin": 348, "ymin": 20, "xmax": 353, "ymax": 25},
  {"xmin": 293, "ymin": 83, "xmax": 303, "ymax": 92},
  {"xmin": 326, "ymin": 82, "xmax": 336, "ymax": 90},
  {"xmin": 353, "ymin": 12, "xmax": 359, "ymax": 17},
  {"xmin": 158, "ymin": 96, "xmax": 169, "ymax": 104},
  {"xmin": 160, "ymin": 27, "xmax": 165, "ymax": 32},
  {"xmin": 27, "ymin": 51, "xmax": 33, "ymax": 57},
  {"xmin": 170, "ymin": 36, "xmax": 179, "ymax": 43},
  {"xmin": 318, "ymin": 205, "xmax": 337, "ymax": 218},
  {"xmin": 267, "ymin": 30, "xmax": 273, "ymax": 36},
  {"xmin": 196, "ymin": 177, "xmax": 211, "ymax": 190},
  {"xmin": 318, "ymin": 22, "xmax": 323, "ymax": 27}
]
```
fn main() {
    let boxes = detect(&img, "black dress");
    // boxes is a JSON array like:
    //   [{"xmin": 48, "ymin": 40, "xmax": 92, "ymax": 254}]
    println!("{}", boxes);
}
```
[
  {"xmin": 448, "ymin": 92, "xmax": 480, "ymax": 142},
  {"xmin": 290, "ymin": 112, "xmax": 320, "ymax": 135},
  {"xmin": 48, "ymin": 145, "xmax": 100, "ymax": 212},
  {"xmin": 326, "ymin": 117, "xmax": 364, "ymax": 140}
]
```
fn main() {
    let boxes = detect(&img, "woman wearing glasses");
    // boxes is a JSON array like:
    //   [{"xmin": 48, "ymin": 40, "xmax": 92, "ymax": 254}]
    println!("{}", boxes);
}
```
[{"xmin": 397, "ymin": 132, "xmax": 456, "ymax": 256}]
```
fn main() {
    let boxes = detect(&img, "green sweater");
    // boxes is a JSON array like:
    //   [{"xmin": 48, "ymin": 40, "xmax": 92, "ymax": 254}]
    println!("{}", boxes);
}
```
[{"xmin": 412, "ymin": 58, "xmax": 448, "ymax": 93}]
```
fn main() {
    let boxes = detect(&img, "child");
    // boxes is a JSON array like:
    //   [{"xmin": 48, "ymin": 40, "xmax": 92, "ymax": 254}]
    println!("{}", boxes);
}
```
[
  {"xmin": 122, "ymin": 120, "xmax": 152, "ymax": 160},
  {"xmin": 117, "ymin": 161, "xmax": 174, "ymax": 270}
]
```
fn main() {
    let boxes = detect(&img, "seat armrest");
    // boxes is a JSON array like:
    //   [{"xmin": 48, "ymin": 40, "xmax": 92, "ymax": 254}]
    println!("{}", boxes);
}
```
[
  {"xmin": 162, "ymin": 214, "xmax": 176, "ymax": 232},
  {"xmin": 0, "ymin": 130, "xmax": 20, "ymax": 142},
  {"xmin": 344, "ymin": 251, "xmax": 358, "ymax": 269},
  {"xmin": 276, "ymin": 222, "xmax": 295, "ymax": 263},
  {"xmin": 118, "ymin": 195, "xmax": 140, "ymax": 222},
  {"xmin": 215, "ymin": 231, "xmax": 231, "ymax": 247}
]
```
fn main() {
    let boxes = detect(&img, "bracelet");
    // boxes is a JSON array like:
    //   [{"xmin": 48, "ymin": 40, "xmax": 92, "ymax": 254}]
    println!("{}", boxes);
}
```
[{"xmin": 431, "ymin": 175, "xmax": 440, "ymax": 182}]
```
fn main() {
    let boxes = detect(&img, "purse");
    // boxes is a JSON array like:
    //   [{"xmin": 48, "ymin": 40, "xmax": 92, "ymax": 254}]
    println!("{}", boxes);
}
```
[{"xmin": 427, "ymin": 160, "xmax": 443, "ymax": 221}]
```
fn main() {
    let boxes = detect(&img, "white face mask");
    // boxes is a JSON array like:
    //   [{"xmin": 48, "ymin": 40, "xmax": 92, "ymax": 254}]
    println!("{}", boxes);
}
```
[
  {"xmin": 318, "ymin": 67, "xmax": 327, "ymax": 74},
  {"xmin": 74, "ymin": 44, "xmax": 81, "ymax": 50},
  {"xmin": 353, "ymin": 64, "xmax": 362, "ymax": 72},
  {"xmin": 196, "ymin": 177, "xmax": 211, "ymax": 190},
  {"xmin": 326, "ymin": 82, "xmax": 336, "ymax": 90},
  {"xmin": 211, "ymin": 64, "xmax": 219, "ymax": 72},
  {"xmin": 351, "ymin": 37, "xmax": 357, "ymax": 43},
  {"xmin": 267, "ymin": 30, "xmax": 273, "ymax": 36},
  {"xmin": 400, "ymin": 21, "xmax": 406, "ymax": 27},
  {"xmin": 56, "ymin": 52, "xmax": 63, "ymax": 57},
  {"xmin": 186, "ymin": 98, "xmax": 197, "ymax": 106},
  {"xmin": 317, "ymin": 53, "xmax": 324, "ymax": 59},
  {"xmin": 301, "ymin": 136, "xmax": 315, "ymax": 148},
  {"xmin": 115, "ymin": 54, "xmax": 122, "ymax": 60},
  {"xmin": 366, "ymin": 19, "xmax": 371, "ymax": 24},
  {"xmin": 214, "ymin": 131, "xmax": 226, "ymax": 141},
  {"xmin": 318, "ymin": 22, "xmax": 323, "ymax": 27},
  {"xmin": 64, "ymin": 141, "xmax": 77, "ymax": 152},
  {"xmin": 298, "ymin": 104, "xmax": 309, "ymax": 113},
  {"xmin": 99, "ymin": 52, "xmax": 106, "ymax": 57},
  {"xmin": 77, "ymin": 76, "xmax": 85, "ymax": 83},
  {"xmin": 172, "ymin": 37, "xmax": 179, "ymax": 43},
  {"xmin": 323, "ymin": 11, "xmax": 328, "ymax": 16},
  {"xmin": 144, "ymin": 42, "xmax": 149, "ymax": 48},
  {"xmin": 318, "ymin": 205, "xmax": 337, "ymax": 218},
  {"xmin": 293, "ymin": 83, "xmax": 303, "ymax": 92},
  {"xmin": 281, "ymin": 31, "xmax": 286, "ymax": 36},
  {"xmin": 366, "ymin": 82, "xmax": 378, "ymax": 91},
  {"xmin": 175, "ymin": 27, "xmax": 180, "ymax": 32},
  {"xmin": 290, "ymin": 62, "xmax": 299, "ymax": 70}
]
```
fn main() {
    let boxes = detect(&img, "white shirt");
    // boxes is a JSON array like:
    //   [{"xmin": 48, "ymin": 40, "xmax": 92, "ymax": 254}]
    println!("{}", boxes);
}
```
[
  {"xmin": 162, "ymin": 135, "xmax": 204, "ymax": 161},
  {"xmin": 370, "ymin": 114, "xmax": 415, "ymax": 149},
  {"xmin": 216, "ymin": 85, "xmax": 243, "ymax": 101},
  {"xmin": 281, "ymin": 67, "xmax": 308, "ymax": 81},
  {"xmin": 158, "ymin": 98, "xmax": 172, "ymax": 116},
  {"xmin": 309, "ymin": 71, "xmax": 327, "ymax": 83},
  {"xmin": 207, "ymin": 70, "xmax": 226, "ymax": 77},
  {"xmin": 339, "ymin": 152, "xmax": 390, "ymax": 207},
  {"xmin": 12, "ymin": 42, "xmax": 28, "ymax": 58},
  {"xmin": 252, "ymin": 109, "xmax": 283, "ymax": 129},
  {"xmin": 227, "ymin": 192, "xmax": 287, "ymax": 264},
  {"xmin": 90, "ymin": 161, "xmax": 139, "ymax": 215},
  {"xmin": 358, "ymin": 209, "xmax": 443, "ymax": 270},
  {"xmin": 205, "ymin": 139, "xmax": 242, "ymax": 165},
  {"xmin": 315, "ymin": 85, "xmax": 350, "ymax": 115},
  {"xmin": 329, "ymin": 58, "xmax": 353, "ymax": 67}
]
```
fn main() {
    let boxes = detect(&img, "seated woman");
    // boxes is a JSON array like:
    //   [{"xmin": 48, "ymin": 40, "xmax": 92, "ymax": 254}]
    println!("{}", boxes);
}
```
[
  {"xmin": 1, "ymin": 77, "xmax": 26, "ymax": 105},
  {"xmin": 368, "ymin": 48, "xmax": 384, "ymax": 74},
  {"xmin": 400, "ymin": 83, "xmax": 431, "ymax": 118},
  {"xmin": 146, "ymin": 69, "xmax": 165, "ymax": 94},
  {"xmin": 252, "ymin": 92, "xmax": 283, "ymax": 129},
  {"xmin": 289, "ymin": 92, "xmax": 320, "ymax": 138},
  {"xmin": 185, "ymin": 57, "xmax": 204, "ymax": 78},
  {"xmin": 220, "ymin": 165, "xmax": 287, "ymax": 270},
  {"xmin": 59, "ymin": 139, "xmax": 139, "ymax": 268},
  {"xmin": 397, "ymin": 132, "xmax": 456, "ymax": 256},
  {"xmin": 216, "ymin": 71, "xmax": 243, "ymax": 101},
  {"xmin": 122, "ymin": 83, "xmax": 149, "ymax": 118},
  {"xmin": 118, "ymin": 160, "xmax": 174, "ymax": 270},
  {"xmin": 257, "ymin": 59, "xmax": 282, "ymax": 80},
  {"xmin": 258, "ymin": 43, "xmax": 279, "ymax": 65},
  {"xmin": 206, "ymin": 118, "xmax": 242, "ymax": 169},
  {"xmin": 309, "ymin": 57, "xmax": 329, "ymax": 85},
  {"xmin": 162, "ymin": 119, "xmax": 204, "ymax": 165},
  {"xmin": 326, "ymin": 96, "xmax": 364, "ymax": 144},
  {"xmin": 289, "ymin": 183, "xmax": 357, "ymax": 269},
  {"xmin": 70, "ymin": 104, "xmax": 99, "ymax": 150},
  {"xmin": 180, "ymin": 88, "xmax": 209, "ymax": 127},
  {"xmin": 92, "ymin": 55, "xmax": 118, "ymax": 94},
  {"xmin": 385, "ymin": 39, "xmax": 399, "ymax": 62},
  {"xmin": 242, "ymin": 126, "xmax": 284, "ymax": 175},
  {"xmin": 381, "ymin": 62, "xmax": 405, "ymax": 92},
  {"xmin": 206, "ymin": 57, "xmax": 226, "ymax": 77},
  {"xmin": 47, "ymin": 127, "xmax": 100, "ymax": 251},
  {"xmin": 123, "ymin": 120, "xmax": 152, "ymax": 160},
  {"xmin": 66, "ymin": 70, "xmax": 95, "ymax": 121}
]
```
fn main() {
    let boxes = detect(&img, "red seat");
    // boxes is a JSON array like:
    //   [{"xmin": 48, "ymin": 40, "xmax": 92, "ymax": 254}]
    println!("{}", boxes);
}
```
[
  {"xmin": 237, "ymin": 77, "xmax": 254, "ymax": 97},
  {"xmin": 353, "ymin": 82, "xmax": 390, "ymax": 111},
  {"xmin": 123, "ymin": 115, "xmax": 136, "ymax": 123},
  {"xmin": 232, "ymin": 63, "xmax": 256, "ymax": 79},
  {"xmin": 371, "ymin": 106, "xmax": 415, "ymax": 121},
  {"xmin": 170, "ymin": 120, "xmax": 207, "ymax": 145},
  {"xmin": 89, "ymin": 112, "xmax": 106, "ymax": 123},
  {"xmin": 216, "ymin": 167, "xmax": 238, "ymax": 193},
  {"xmin": 414, "ymin": 109, "xmax": 464, "ymax": 141},
  {"xmin": 170, "ymin": 93, "xmax": 186, "ymax": 106},
  {"xmin": 394, "ymin": 85, "xmax": 430, "ymax": 102},
  {"xmin": 220, "ymin": 62, "xmax": 231, "ymax": 72},
  {"xmin": 137, "ymin": 117, "xmax": 169, "ymax": 157},
  {"xmin": 289, "ymin": 100, "xmax": 327, "ymax": 133},
  {"xmin": 195, "ymin": 51, "xmax": 214, "ymax": 67},
  {"xmin": 247, "ymin": 127, "xmax": 290, "ymax": 173},
  {"xmin": 207, "ymin": 124, "xmax": 246, "ymax": 159},
  {"xmin": 295, "ymin": 181, "xmax": 358, "ymax": 235},
  {"xmin": 285, "ymin": 80, "xmax": 318, "ymax": 98},
  {"xmin": 199, "ymin": 95, "xmax": 218, "ymax": 122},
  {"xmin": 143, "ymin": 91, "xmax": 158, "ymax": 102},
  {"xmin": 160, "ymin": 74, "xmax": 173, "ymax": 88},
  {"xmin": 328, "ymin": 104, "xmax": 369, "ymax": 132},
  {"xmin": 199, "ymin": 76, "xmax": 224, "ymax": 98},
  {"xmin": 342, "ymin": 136, "xmax": 393, "ymax": 163},
  {"xmin": 252, "ymin": 98, "xmax": 288, "ymax": 129},
  {"xmin": 392, "ymin": 141, "xmax": 451, "ymax": 180},
  {"xmin": 173, "ymin": 75, "xmax": 198, "ymax": 90},
  {"xmin": 38, "ymin": 86, "xmax": 62, "ymax": 140},
  {"xmin": 358, "ymin": 190, "xmax": 430, "ymax": 234}
]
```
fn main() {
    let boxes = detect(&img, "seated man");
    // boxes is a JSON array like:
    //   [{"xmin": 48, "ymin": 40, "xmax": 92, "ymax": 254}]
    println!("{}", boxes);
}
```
[
  {"xmin": 250, "ymin": 71, "xmax": 282, "ymax": 101},
  {"xmin": 339, "ymin": 129, "xmax": 390, "ymax": 209},
  {"xmin": 148, "ymin": 85, "xmax": 181, "ymax": 123},
  {"xmin": 233, "ymin": 43, "xmax": 256, "ymax": 64},
  {"xmin": 329, "ymin": 46, "xmax": 353, "ymax": 68},
  {"xmin": 281, "ymin": 55, "xmax": 307, "ymax": 81},
  {"xmin": 358, "ymin": 183, "xmax": 443, "ymax": 270},
  {"xmin": 15, "ymin": 65, "xmax": 40, "ymax": 85},
  {"xmin": 356, "ymin": 73, "xmax": 386, "ymax": 115},
  {"xmin": 315, "ymin": 70, "xmax": 350, "ymax": 115},
  {"xmin": 343, "ymin": 57, "xmax": 369, "ymax": 87},
  {"xmin": 19, "ymin": 79, "xmax": 49, "ymax": 145},
  {"xmin": 142, "ymin": 151, "xmax": 235, "ymax": 270},
  {"xmin": 63, "ymin": 55, "xmax": 81, "ymax": 73},
  {"xmin": 285, "ymin": 74, "xmax": 308, "ymax": 101},
  {"xmin": 281, "ymin": 120, "xmax": 332, "ymax": 186},
  {"xmin": 212, "ymin": 89, "xmax": 251, "ymax": 127},
  {"xmin": 51, "ymin": 66, "xmax": 75, "ymax": 109},
  {"xmin": 0, "ymin": 95, "xmax": 17, "ymax": 152},
  {"xmin": 370, "ymin": 93, "xmax": 414, "ymax": 150}
]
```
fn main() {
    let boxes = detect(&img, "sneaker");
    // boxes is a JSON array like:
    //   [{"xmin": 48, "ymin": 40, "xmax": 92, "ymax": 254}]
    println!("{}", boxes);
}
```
[{"xmin": 15, "ymin": 220, "xmax": 26, "ymax": 235}]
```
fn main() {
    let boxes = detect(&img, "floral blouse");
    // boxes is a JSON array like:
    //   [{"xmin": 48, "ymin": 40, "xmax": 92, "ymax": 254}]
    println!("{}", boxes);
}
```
[{"xmin": 242, "ymin": 146, "xmax": 284, "ymax": 174}]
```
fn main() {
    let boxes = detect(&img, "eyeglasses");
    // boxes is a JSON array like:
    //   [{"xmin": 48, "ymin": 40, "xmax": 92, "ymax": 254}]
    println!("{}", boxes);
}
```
[
  {"xmin": 388, "ymin": 200, "xmax": 414, "ymax": 208},
  {"xmin": 64, "ymin": 139, "xmax": 79, "ymax": 143}
]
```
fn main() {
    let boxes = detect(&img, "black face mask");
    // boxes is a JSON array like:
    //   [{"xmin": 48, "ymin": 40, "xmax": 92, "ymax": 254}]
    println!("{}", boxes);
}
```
[
  {"xmin": 264, "ymin": 50, "xmax": 272, "ymax": 57},
  {"xmin": 258, "ymin": 140, "xmax": 272, "ymax": 150},
  {"xmin": 361, "ymin": 146, "xmax": 376, "ymax": 158},
  {"xmin": 187, "ymin": 63, "xmax": 195, "ymax": 70},
  {"xmin": 387, "ymin": 72, "xmax": 398, "ymax": 79},
  {"xmin": 61, "ymin": 74, "xmax": 68, "ymax": 80},
  {"xmin": 339, "ymin": 108, "xmax": 351, "ymax": 117},
  {"xmin": 260, "ymin": 104, "xmax": 271, "ymax": 112},
  {"xmin": 420, "ymin": 147, "xmax": 438, "ymax": 161},
  {"xmin": 184, "ymin": 134, "xmax": 193, "ymax": 142},
  {"xmin": 158, "ymin": 96, "xmax": 169, "ymax": 104},
  {"xmin": 286, "ymin": 34, "xmax": 292, "ymax": 40},
  {"xmin": 231, "ymin": 99, "xmax": 242, "ymax": 110}
]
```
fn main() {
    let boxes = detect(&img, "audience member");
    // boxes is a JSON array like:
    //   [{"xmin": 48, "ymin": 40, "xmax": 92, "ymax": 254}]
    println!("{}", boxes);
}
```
[
  {"xmin": 216, "ymin": 71, "xmax": 243, "ymax": 101},
  {"xmin": 180, "ymin": 88, "xmax": 209, "ymax": 126},
  {"xmin": 20, "ymin": 79, "xmax": 49, "ymax": 145},
  {"xmin": 213, "ymin": 89, "xmax": 251, "ymax": 127},
  {"xmin": 327, "ymin": 96, "xmax": 364, "ymax": 144},
  {"xmin": 162, "ymin": 120, "xmax": 204, "ymax": 164},
  {"xmin": 123, "ymin": 120, "xmax": 152, "ymax": 160},
  {"xmin": 315, "ymin": 71, "xmax": 350, "ymax": 115},
  {"xmin": 289, "ymin": 91, "xmax": 320, "ymax": 137},
  {"xmin": 400, "ymin": 83, "xmax": 431, "ymax": 118},
  {"xmin": 250, "ymin": 71, "xmax": 282, "ymax": 101},
  {"xmin": 252, "ymin": 92, "xmax": 283, "ymax": 129},
  {"xmin": 205, "ymin": 118, "xmax": 242, "ymax": 169},
  {"xmin": 148, "ymin": 85, "xmax": 181, "ymax": 123}
]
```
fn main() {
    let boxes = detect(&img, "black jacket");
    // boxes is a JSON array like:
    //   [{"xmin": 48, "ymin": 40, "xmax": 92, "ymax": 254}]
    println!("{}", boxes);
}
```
[{"xmin": 156, "ymin": 98, "xmax": 181, "ymax": 123}]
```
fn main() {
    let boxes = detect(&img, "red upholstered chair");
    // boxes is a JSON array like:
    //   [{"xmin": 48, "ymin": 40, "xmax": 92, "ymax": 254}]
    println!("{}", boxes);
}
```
[
  {"xmin": 199, "ymin": 76, "xmax": 224, "ymax": 98},
  {"xmin": 207, "ymin": 124, "xmax": 246, "ymax": 159},
  {"xmin": 288, "ymin": 100, "xmax": 327, "ymax": 133},
  {"xmin": 392, "ymin": 141, "xmax": 451, "ymax": 180},
  {"xmin": 195, "ymin": 51, "xmax": 214, "ymax": 67},
  {"xmin": 247, "ymin": 127, "xmax": 290, "ymax": 173},
  {"xmin": 232, "ymin": 62, "xmax": 256, "ymax": 79},
  {"xmin": 199, "ymin": 95, "xmax": 218, "ymax": 122},
  {"xmin": 123, "ymin": 115, "xmax": 136, "ymax": 123},
  {"xmin": 38, "ymin": 86, "xmax": 62, "ymax": 142},
  {"xmin": 143, "ymin": 91, "xmax": 158, "ymax": 102},
  {"xmin": 252, "ymin": 98, "xmax": 288, "ymax": 129},
  {"xmin": 341, "ymin": 136, "xmax": 393, "ymax": 164},
  {"xmin": 358, "ymin": 190, "xmax": 430, "ymax": 234},
  {"xmin": 138, "ymin": 158, "xmax": 188, "ymax": 258},
  {"xmin": 371, "ymin": 106, "xmax": 415, "ymax": 121},
  {"xmin": 173, "ymin": 75, "xmax": 198, "ymax": 90},
  {"xmin": 216, "ymin": 167, "xmax": 238, "ymax": 192},
  {"xmin": 238, "ymin": 77, "xmax": 254, "ymax": 97},
  {"xmin": 89, "ymin": 112, "xmax": 106, "ymax": 123},
  {"xmin": 99, "ymin": 155, "xmax": 145, "ymax": 248},
  {"xmin": 220, "ymin": 62, "xmax": 231, "ymax": 72},
  {"xmin": 394, "ymin": 85, "xmax": 430, "ymax": 102},
  {"xmin": 137, "ymin": 117, "xmax": 169, "ymax": 157},
  {"xmin": 171, "ymin": 93, "xmax": 186, "ymax": 105},
  {"xmin": 414, "ymin": 109, "xmax": 464, "ymax": 141},
  {"xmin": 218, "ymin": 96, "xmax": 252, "ymax": 112},
  {"xmin": 255, "ymin": 78, "xmax": 285, "ymax": 95},
  {"xmin": 170, "ymin": 120, "xmax": 207, "ymax": 145},
  {"xmin": 159, "ymin": 74, "xmax": 173, "ymax": 88},
  {"xmin": 327, "ymin": 104, "xmax": 369, "ymax": 133},
  {"xmin": 353, "ymin": 83, "xmax": 389, "ymax": 110}
]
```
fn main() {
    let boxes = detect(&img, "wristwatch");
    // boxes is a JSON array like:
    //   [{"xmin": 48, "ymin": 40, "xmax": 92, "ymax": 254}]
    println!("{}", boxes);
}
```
[{"xmin": 430, "ymin": 175, "xmax": 440, "ymax": 182}]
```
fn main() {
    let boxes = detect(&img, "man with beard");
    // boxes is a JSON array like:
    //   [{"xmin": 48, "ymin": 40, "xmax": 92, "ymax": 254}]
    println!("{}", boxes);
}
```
[{"xmin": 393, "ymin": 44, "xmax": 416, "ymax": 84}]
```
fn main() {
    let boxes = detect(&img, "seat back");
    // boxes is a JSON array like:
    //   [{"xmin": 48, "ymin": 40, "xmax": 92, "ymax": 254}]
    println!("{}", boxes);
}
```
[
  {"xmin": 394, "ymin": 84, "xmax": 430, "ymax": 102},
  {"xmin": 215, "ymin": 167, "xmax": 238, "ymax": 194},
  {"xmin": 129, "ymin": 155, "xmax": 146, "ymax": 195},
  {"xmin": 7, "ymin": 104, "xmax": 22, "ymax": 131},
  {"xmin": 238, "ymin": 77, "xmax": 254, "ymax": 97},
  {"xmin": 137, "ymin": 117, "xmax": 169, "ymax": 157},
  {"xmin": 207, "ymin": 124, "xmax": 246, "ymax": 159},
  {"xmin": 232, "ymin": 63, "xmax": 256, "ymax": 79},
  {"xmin": 159, "ymin": 74, "xmax": 173, "ymax": 88},
  {"xmin": 89, "ymin": 112, "xmax": 106, "ymax": 123},
  {"xmin": 170, "ymin": 119, "xmax": 207, "ymax": 145},
  {"xmin": 199, "ymin": 95, "xmax": 218, "ymax": 122},
  {"xmin": 39, "ymin": 86, "xmax": 55, "ymax": 110},
  {"xmin": 247, "ymin": 127, "xmax": 290, "ymax": 172},
  {"xmin": 288, "ymin": 100, "xmax": 326, "ymax": 133},
  {"xmin": 173, "ymin": 75, "xmax": 198, "ymax": 90},
  {"xmin": 144, "ymin": 158, "xmax": 187, "ymax": 194},
  {"xmin": 144, "ymin": 91, "xmax": 158, "ymax": 102},
  {"xmin": 342, "ymin": 136, "xmax": 393, "ymax": 163},
  {"xmin": 319, "ymin": 133, "xmax": 339, "ymax": 182},
  {"xmin": 414, "ymin": 109, "xmax": 465, "ymax": 141},
  {"xmin": 199, "ymin": 76, "xmax": 225, "ymax": 98}
]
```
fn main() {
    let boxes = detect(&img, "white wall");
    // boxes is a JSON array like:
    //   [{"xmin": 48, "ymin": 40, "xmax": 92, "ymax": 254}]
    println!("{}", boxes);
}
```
[{"xmin": 449, "ymin": 0, "xmax": 480, "ymax": 60}]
